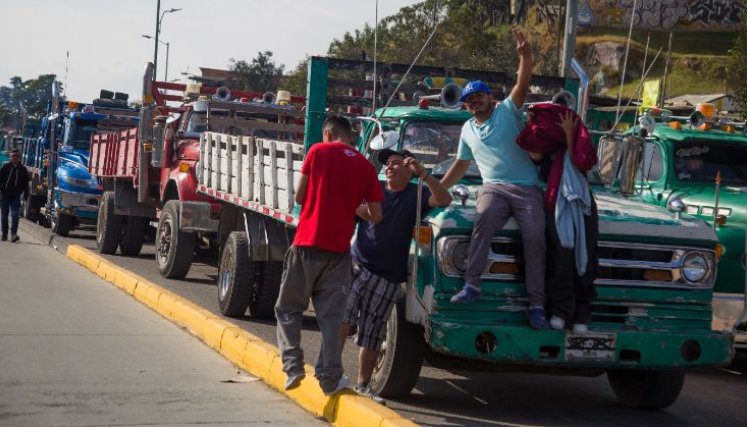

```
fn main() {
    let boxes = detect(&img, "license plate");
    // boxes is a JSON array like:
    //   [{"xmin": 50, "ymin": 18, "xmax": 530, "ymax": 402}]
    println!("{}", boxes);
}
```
[{"xmin": 564, "ymin": 332, "xmax": 616, "ymax": 362}]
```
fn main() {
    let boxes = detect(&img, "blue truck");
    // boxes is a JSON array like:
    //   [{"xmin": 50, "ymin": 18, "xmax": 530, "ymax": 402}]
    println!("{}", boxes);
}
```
[{"xmin": 21, "ymin": 85, "xmax": 139, "ymax": 236}]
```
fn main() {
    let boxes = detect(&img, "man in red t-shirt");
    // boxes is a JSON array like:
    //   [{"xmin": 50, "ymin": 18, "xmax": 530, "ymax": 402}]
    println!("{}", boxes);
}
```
[{"xmin": 275, "ymin": 116, "xmax": 383, "ymax": 396}]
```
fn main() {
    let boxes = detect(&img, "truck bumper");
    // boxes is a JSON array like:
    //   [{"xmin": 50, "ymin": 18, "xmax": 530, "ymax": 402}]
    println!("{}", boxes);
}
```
[
  {"xmin": 713, "ymin": 292, "xmax": 747, "ymax": 349},
  {"xmin": 428, "ymin": 318, "xmax": 734, "ymax": 369},
  {"xmin": 57, "ymin": 191, "xmax": 101, "ymax": 220}
]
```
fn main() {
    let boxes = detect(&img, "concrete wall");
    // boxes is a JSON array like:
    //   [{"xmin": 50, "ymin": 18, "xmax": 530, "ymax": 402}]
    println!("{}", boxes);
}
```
[{"xmin": 579, "ymin": 0, "xmax": 745, "ymax": 31}]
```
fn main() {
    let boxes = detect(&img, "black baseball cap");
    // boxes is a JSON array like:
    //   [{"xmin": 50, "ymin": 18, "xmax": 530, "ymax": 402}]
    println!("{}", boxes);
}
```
[{"xmin": 377, "ymin": 148, "xmax": 414, "ymax": 165}]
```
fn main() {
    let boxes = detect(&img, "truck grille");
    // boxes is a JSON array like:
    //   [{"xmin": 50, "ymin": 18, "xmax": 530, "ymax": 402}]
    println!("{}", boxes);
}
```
[{"xmin": 474, "ymin": 238, "xmax": 712, "ymax": 289}]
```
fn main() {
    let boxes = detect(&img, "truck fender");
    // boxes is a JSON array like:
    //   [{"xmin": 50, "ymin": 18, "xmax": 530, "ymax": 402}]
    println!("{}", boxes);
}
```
[{"xmin": 165, "ymin": 166, "xmax": 201, "ymax": 203}]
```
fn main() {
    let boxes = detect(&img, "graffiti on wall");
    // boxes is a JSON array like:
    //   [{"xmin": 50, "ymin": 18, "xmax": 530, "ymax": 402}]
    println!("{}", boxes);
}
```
[{"xmin": 586, "ymin": 0, "xmax": 746, "ymax": 30}]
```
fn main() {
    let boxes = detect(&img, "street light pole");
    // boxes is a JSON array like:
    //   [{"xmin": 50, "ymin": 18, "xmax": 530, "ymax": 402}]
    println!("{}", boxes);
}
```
[
  {"xmin": 153, "ymin": 0, "xmax": 160, "ymax": 81},
  {"xmin": 151, "ymin": 4, "xmax": 181, "ymax": 81},
  {"xmin": 164, "ymin": 42, "xmax": 170, "ymax": 82},
  {"xmin": 142, "ymin": 35, "xmax": 170, "ymax": 81}
]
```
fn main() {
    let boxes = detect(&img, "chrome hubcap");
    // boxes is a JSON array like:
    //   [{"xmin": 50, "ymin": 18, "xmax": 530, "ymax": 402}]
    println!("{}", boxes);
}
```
[
  {"xmin": 219, "ymin": 248, "xmax": 233, "ymax": 300},
  {"xmin": 157, "ymin": 216, "xmax": 172, "ymax": 263}
]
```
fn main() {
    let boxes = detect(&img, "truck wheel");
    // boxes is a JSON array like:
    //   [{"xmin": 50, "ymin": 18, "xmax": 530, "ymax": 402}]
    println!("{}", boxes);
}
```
[
  {"xmin": 218, "ymin": 231, "xmax": 258, "ymax": 317},
  {"xmin": 22, "ymin": 192, "xmax": 41, "ymax": 222},
  {"xmin": 607, "ymin": 370, "xmax": 685, "ymax": 409},
  {"xmin": 155, "ymin": 200, "xmax": 195, "ymax": 279},
  {"xmin": 97, "ymin": 191, "xmax": 123, "ymax": 254},
  {"xmin": 248, "ymin": 261, "xmax": 282, "ymax": 319},
  {"xmin": 120, "ymin": 215, "xmax": 148, "ymax": 256},
  {"xmin": 52, "ymin": 212, "xmax": 74, "ymax": 237},
  {"xmin": 369, "ymin": 298, "xmax": 425, "ymax": 397}
]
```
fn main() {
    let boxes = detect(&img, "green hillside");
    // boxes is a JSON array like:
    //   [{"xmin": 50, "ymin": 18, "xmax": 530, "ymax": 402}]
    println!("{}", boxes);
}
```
[{"xmin": 574, "ymin": 28, "xmax": 734, "ymax": 98}]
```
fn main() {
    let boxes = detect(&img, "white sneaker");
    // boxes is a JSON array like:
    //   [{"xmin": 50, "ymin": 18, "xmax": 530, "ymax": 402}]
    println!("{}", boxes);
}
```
[
  {"xmin": 549, "ymin": 315, "xmax": 565, "ymax": 330},
  {"xmin": 354, "ymin": 384, "xmax": 386, "ymax": 405},
  {"xmin": 572, "ymin": 323, "xmax": 589, "ymax": 333},
  {"xmin": 323, "ymin": 376, "xmax": 350, "ymax": 396}
]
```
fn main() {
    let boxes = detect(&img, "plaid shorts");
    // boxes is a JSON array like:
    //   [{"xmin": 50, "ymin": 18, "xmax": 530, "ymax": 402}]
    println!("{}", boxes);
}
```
[{"xmin": 343, "ymin": 264, "xmax": 402, "ymax": 350}]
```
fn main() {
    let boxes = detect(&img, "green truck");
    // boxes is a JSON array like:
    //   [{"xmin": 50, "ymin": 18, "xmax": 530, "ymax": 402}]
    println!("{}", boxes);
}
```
[
  {"xmin": 606, "ymin": 108, "xmax": 747, "ymax": 348},
  {"xmin": 201, "ymin": 57, "xmax": 732, "ymax": 409}
]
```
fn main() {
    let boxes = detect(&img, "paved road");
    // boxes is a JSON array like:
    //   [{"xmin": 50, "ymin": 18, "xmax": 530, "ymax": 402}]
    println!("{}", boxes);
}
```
[
  {"xmin": 0, "ymin": 228, "xmax": 325, "ymax": 427},
  {"xmin": 20, "ymin": 221, "xmax": 747, "ymax": 426}
]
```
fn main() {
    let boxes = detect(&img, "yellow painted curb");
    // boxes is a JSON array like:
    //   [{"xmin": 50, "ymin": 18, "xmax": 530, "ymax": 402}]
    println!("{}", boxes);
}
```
[{"xmin": 65, "ymin": 244, "xmax": 418, "ymax": 427}]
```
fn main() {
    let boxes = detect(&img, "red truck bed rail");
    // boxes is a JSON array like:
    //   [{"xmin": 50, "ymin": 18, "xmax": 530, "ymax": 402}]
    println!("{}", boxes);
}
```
[{"xmin": 89, "ymin": 128, "xmax": 140, "ymax": 180}]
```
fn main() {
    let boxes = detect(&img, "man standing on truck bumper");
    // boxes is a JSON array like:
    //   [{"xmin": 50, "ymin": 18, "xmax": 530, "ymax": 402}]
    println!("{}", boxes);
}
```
[
  {"xmin": 440, "ymin": 29, "xmax": 549, "ymax": 328},
  {"xmin": 342, "ymin": 149, "xmax": 452, "ymax": 402},
  {"xmin": 275, "ymin": 116, "xmax": 384, "ymax": 395},
  {"xmin": 0, "ymin": 149, "xmax": 30, "ymax": 242}
]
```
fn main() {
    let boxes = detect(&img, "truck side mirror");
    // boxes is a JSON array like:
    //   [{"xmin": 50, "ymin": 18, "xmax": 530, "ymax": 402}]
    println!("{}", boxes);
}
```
[
  {"xmin": 619, "ymin": 136, "xmax": 644, "ymax": 196},
  {"xmin": 369, "ymin": 131, "xmax": 399, "ymax": 150},
  {"xmin": 597, "ymin": 135, "xmax": 622, "ymax": 186}
]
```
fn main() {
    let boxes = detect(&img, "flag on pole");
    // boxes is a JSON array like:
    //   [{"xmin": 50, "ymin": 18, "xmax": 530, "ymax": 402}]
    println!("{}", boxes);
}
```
[{"xmin": 641, "ymin": 79, "xmax": 661, "ymax": 108}]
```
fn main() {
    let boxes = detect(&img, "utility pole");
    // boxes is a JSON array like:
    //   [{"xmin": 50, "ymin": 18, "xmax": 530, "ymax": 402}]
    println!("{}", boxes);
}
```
[
  {"xmin": 560, "ymin": 0, "xmax": 578, "ymax": 77},
  {"xmin": 153, "ymin": 0, "xmax": 161, "ymax": 82}
]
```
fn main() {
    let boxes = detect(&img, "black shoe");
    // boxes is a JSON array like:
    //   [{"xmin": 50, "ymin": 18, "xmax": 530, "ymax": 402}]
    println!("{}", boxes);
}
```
[
  {"xmin": 1, "ymin": 235, "xmax": 6, "ymax": 241},
  {"xmin": 11, "ymin": 234, "xmax": 19, "ymax": 243}
]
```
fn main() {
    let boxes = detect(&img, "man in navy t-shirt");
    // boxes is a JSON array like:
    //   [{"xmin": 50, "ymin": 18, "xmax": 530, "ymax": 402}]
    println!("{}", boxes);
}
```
[{"xmin": 341, "ymin": 148, "xmax": 452, "ymax": 402}]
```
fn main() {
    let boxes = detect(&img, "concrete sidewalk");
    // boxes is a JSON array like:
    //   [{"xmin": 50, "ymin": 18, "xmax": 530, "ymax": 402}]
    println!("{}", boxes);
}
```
[{"xmin": 0, "ymin": 229, "xmax": 325, "ymax": 426}]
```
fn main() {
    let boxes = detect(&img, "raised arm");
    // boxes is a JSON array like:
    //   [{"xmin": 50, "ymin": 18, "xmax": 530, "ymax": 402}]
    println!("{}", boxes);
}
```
[
  {"xmin": 405, "ymin": 157, "xmax": 452, "ymax": 207},
  {"xmin": 509, "ymin": 28, "xmax": 532, "ymax": 108}
]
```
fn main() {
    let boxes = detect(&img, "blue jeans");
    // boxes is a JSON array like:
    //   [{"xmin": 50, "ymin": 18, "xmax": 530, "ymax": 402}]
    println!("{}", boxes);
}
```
[{"xmin": 1, "ymin": 194, "xmax": 21, "ymax": 237}]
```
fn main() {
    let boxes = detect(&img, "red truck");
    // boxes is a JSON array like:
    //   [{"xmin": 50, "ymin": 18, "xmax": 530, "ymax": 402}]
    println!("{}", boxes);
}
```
[{"xmin": 89, "ymin": 63, "xmax": 304, "ymax": 278}]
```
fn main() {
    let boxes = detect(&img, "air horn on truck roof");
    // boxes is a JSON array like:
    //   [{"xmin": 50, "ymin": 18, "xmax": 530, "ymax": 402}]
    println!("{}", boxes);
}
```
[{"xmin": 412, "ymin": 83, "xmax": 463, "ymax": 109}]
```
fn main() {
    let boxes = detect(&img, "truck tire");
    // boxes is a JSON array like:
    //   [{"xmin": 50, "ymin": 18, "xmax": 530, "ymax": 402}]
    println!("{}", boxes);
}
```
[
  {"xmin": 369, "ymin": 298, "xmax": 425, "ymax": 397},
  {"xmin": 97, "ymin": 191, "xmax": 123, "ymax": 254},
  {"xmin": 120, "ymin": 215, "xmax": 148, "ymax": 256},
  {"xmin": 52, "ymin": 212, "xmax": 74, "ymax": 237},
  {"xmin": 22, "ymin": 190, "xmax": 42, "ymax": 222},
  {"xmin": 155, "ymin": 200, "xmax": 195, "ymax": 279},
  {"xmin": 607, "ymin": 369, "xmax": 685, "ymax": 409},
  {"xmin": 248, "ymin": 261, "xmax": 282, "ymax": 319},
  {"xmin": 218, "ymin": 231, "xmax": 258, "ymax": 317}
]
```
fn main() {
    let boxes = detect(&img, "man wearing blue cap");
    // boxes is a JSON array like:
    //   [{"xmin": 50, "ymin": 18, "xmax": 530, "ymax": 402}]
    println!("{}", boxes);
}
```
[{"xmin": 440, "ymin": 29, "xmax": 549, "ymax": 329}]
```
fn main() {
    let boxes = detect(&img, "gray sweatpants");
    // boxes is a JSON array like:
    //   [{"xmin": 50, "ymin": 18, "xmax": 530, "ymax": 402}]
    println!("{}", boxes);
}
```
[
  {"xmin": 464, "ymin": 183, "xmax": 546, "ymax": 308},
  {"xmin": 274, "ymin": 245, "xmax": 350, "ymax": 393}
]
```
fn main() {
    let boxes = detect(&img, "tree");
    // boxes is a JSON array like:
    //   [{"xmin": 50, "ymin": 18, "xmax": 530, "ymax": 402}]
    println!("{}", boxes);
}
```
[
  {"xmin": 728, "ymin": 11, "xmax": 747, "ymax": 117},
  {"xmin": 282, "ymin": 58, "xmax": 309, "ymax": 97},
  {"xmin": 325, "ymin": 0, "xmax": 520, "ymax": 72},
  {"xmin": 0, "ymin": 74, "xmax": 59, "ymax": 130},
  {"xmin": 229, "ymin": 51, "xmax": 285, "ymax": 93}
]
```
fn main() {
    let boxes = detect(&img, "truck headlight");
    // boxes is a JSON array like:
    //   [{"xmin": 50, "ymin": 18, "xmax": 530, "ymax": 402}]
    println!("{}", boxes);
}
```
[
  {"xmin": 61, "ymin": 175, "xmax": 91, "ymax": 188},
  {"xmin": 682, "ymin": 252, "xmax": 708, "ymax": 283},
  {"xmin": 437, "ymin": 237, "xmax": 470, "ymax": 276}
]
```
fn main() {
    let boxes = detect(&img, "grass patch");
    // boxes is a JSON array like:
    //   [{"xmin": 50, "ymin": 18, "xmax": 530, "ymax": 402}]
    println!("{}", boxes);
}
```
[{"xmin": 577, "ymin": 28, "xmax": 736, "ymax": 56}]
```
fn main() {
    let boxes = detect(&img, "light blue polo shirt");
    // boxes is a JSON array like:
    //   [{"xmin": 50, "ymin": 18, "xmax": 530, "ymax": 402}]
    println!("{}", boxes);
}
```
[{"xmin": 457, "ymin": 97, "xmax": 539, "ymax": 186}]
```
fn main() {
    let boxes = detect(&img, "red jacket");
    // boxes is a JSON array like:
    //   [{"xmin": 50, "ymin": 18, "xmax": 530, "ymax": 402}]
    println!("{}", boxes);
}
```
[{"xmin": 516, "ymin": 103, "xmax": 596, "ymax": 212}]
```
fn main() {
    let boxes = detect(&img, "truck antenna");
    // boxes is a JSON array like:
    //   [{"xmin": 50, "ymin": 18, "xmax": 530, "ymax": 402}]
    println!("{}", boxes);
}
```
[
  {"xmin": 64, "ymin": 51, "xmax": 69, "ymax": 97},
  {"xmin": 372, "ymin": 0, "xmax": 378, "ymax": 112},
  {"xmin": 379, "ymin": 19, "xmax": 440, "ymax": 117}
]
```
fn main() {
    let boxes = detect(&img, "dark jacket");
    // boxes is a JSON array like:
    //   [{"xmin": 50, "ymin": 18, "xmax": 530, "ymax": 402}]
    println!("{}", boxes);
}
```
[
  {"xmin": 516, "ymin": 103, "xmax": 596, "ymax": 212},
  {"xmin": 0, "ymin": 162, "xmax": 30, "ymax": 198}
]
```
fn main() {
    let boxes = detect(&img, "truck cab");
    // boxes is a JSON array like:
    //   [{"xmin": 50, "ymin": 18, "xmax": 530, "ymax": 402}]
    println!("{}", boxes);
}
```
[
  {"xmin": 628, "ymin": 106, "xmax": 747, "ymax": 347},
  {"xmin": 45, "ymin": 95, "xmax": 138, "ymax": 236}
]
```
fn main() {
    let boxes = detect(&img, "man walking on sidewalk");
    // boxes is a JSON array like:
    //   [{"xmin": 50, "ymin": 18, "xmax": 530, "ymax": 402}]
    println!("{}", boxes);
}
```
[
  {"xmin": 275, "ymin": 116, "xmax": 383, "ymax": 396},
  {"xmin": 0, "ymin": 149, "xmax": 29, "ymax": 242}
]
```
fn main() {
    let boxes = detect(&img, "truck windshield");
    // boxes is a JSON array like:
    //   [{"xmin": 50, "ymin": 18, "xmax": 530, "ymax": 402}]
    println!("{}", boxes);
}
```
[
  {"xmin": 185, "ymin": 111, "xmax": 208, "ymax": 136},
  {"xmin": 401, "ymin": 121, "xmax": 481, "ymax": 178},
  {"xmin": 184, "ymin": 110, "xmax": 232, "ymax": 137},
  {"xmin": 674, "ymin": 140, "xmax": 747, "ymax": 186},
  {"xmin": 68, "ymin": 119, "xmax": 99, "ymax": 150}
]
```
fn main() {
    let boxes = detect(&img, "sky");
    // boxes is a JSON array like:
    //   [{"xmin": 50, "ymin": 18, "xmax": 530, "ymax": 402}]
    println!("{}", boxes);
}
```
[{"xmin": 0, "ymin": 0, "xmax": 422, "ymax": 103}]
